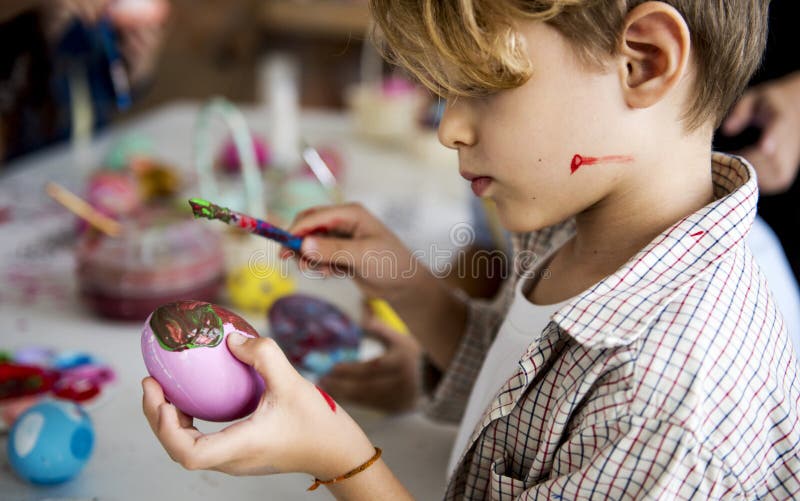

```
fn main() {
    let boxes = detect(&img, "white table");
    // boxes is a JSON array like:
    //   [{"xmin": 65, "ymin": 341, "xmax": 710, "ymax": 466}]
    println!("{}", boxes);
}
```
[{"xmin": 0, "ymin": 103, "xmax": 465, "ymax": 501}]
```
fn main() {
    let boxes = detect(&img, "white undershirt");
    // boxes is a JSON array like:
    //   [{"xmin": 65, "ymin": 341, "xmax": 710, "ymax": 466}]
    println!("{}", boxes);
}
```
[{"xmin": 447, "ymin": 277, "xmax": 572, "ymax": 476}]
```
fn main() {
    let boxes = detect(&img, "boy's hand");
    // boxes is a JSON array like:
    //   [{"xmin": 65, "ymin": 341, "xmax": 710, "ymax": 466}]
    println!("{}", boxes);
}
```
[
  {"xmin": 142, "ymin": 334, "xmax": 375, "ymax": 479},
  {"xmin": 722, "ymin": 71, "xmax": 800, "ymax": 194},
  {"xmin": 319, "ymin": 316, "xmax": 422, "ymax": 414},
  {"xmin": 283, "ymin": 203, "xmax": 430, "ymax": 303}
]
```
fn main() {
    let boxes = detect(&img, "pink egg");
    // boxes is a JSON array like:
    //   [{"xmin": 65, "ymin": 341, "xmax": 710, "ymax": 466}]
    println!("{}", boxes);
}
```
[{"xmin": 141, "ymin": 301, "xmax": 264, "ymax": 421}]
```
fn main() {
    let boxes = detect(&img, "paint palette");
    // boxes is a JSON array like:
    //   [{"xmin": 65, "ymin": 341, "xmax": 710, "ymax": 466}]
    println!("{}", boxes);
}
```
[
  {"xmin": 215, "ymin": 134, "xmax": 271, "ymax": 175},
  {"xmin": 141, "ymin": 300, "xmax": 265, "ymax": 422},
  {"xmin": 268, "ymin": 294, "xmax": 362, "ymax": 377},
  {"xmin": 0, "ymin": 347, "xmax": 116, "ymax": 431}
]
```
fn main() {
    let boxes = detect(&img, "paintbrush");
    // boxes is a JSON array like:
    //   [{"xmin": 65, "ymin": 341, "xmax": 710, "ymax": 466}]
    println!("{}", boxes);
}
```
[
  {"xmin": 46, "ymin": 182, "xmax": 122, "ymax": 237},
  {"xmin": 301, "ymin": 142, "xmax": 410, "ymax": 335},
  {"xmin": 188, "ymin": 197, "xmax": 303, "ymax": 252}
]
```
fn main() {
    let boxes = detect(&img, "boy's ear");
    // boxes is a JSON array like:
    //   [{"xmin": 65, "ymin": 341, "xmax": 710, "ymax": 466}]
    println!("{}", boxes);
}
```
[{"xmin": 618, "ymin": 1, "xmax": 691, "ymax": 110}]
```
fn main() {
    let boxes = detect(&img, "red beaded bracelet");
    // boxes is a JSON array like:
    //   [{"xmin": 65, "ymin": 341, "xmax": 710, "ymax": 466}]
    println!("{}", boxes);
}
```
[{"xmin": 307, "ymin": 447, "xmax": 383, "ymax": 491}]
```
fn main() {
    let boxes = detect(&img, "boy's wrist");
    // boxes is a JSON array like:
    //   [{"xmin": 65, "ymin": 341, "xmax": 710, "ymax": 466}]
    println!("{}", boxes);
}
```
[
  {"xmin": 325, "ymin": 458, "xmax": 413, "ymax": 501},
  {"xmin": 311, "ymin": 430, "xmax": 376, "ymax": 481}
]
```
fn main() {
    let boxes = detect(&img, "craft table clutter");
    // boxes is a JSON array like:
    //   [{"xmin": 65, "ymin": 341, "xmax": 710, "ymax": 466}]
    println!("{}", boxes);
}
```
[{"xmin": 0, "ymin": 103, "xmax": 464, "ymax": 500}]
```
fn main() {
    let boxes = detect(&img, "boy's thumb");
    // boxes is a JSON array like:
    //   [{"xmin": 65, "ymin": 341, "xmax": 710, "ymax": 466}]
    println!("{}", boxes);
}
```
[{"xmin": 227, "ymin": 332, "xmax": 295, "ymax": 391}]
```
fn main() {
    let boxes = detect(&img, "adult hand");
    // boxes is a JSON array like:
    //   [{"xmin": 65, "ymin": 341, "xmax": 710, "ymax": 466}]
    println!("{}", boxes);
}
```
[
  {"xmin": 722, "ymin": 72, "xmax": 800, "ymax": 194},
  {"xmin": 110, "ymin": 0, "xmax": 169, "ymax": 85},
  {"xmin": 117, "ymin": 23, "xmax": 164, "ymax": 85},
  {"xmin": 319, "ymin": 315, "xmax": 422, "ymax": 414},
  {"xmin": 142, "ymin": 334, "xmax": 376, "ymax": 479},
  {"xmin": 42, "ymin": 0, "xmax": 110, "ymax": 41},
  {"xmin": 284, "ymin": 203, "xmax": 432, "ymax": 303}
]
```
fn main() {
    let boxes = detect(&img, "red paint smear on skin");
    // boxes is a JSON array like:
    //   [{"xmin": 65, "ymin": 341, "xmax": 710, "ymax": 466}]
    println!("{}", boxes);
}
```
[
  {"xmin": 0, "ymin": 206, "xmax": 11, "ymax": 225},
  {"xmin": 297, "ymin": 225, "xmax": 330, "ymax": 238},
  {"xmin": 316, "ymin": 385, "xmax": 337, "ymax": 412},
  {"xmin": 570, "ymin": 154, "xmax": 635, "ymax": 174}
]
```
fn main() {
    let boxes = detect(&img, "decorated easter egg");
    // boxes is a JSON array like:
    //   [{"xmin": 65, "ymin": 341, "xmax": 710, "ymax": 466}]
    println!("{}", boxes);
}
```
[
  {"xmin": 268, "ymin": 294, "xmax": 362, "ymax": 377},
  {"xmin": 86, "ymin": 170, "xmax": 142, "ymax": 218},
  {"xmin": 141, "ymin": 301, "xmax": 264, "ymax": 421},
  {"xmin": 103, "ymin": 133, "xmax": 154, "ymax": 171},
  {"xmin": 226, "ymin": 264, "xmax": 296, "ymax": 313},
  {"xmin": 7, "ymin": 400, "xmax": 94, "ymax": 485},
  {"xmin": 215, "ymin": 134, "xmax": 271, "ymax": 175}
]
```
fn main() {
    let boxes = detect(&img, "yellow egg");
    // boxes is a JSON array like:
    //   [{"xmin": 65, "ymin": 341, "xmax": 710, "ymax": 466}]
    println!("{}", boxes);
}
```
[{"xmin": 226, "ymin": 265, "xmax": 296, "ymax": 313}]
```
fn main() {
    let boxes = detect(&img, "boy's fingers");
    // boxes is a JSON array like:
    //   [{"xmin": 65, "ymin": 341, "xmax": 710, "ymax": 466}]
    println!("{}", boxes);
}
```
[
  {"xmin": 362, "ymin": 317, "xmax": 407, "ymax": 345},
  {"xmin": 301, "ymin": 236, "xmax": 368, "ymax": 269},
  {"xmin": 156, "ymin": 404, "xmax": 246, "ymax": 470},
  {"xmin": 142, "ymin": 377, "xmax": 165, "ymax": 433},
  {"xmin": 288, "ymin": 203, "xmax": 372, "ymax": 238},
  {"xmin": 143, "ymin": 377, "xmax": 196, "ymax": 434},
  {"xmin": 226, "ymin": 334, "xmax": 297, "ymax": 394}
]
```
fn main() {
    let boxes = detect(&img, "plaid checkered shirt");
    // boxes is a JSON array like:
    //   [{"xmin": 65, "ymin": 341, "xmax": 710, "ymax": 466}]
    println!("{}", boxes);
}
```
[{"xmin": 425, "ymin": 153, "xmax": 800, "ymax": 499}]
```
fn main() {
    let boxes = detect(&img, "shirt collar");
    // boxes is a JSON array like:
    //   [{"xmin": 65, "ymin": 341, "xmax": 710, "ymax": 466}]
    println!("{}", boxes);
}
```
[{"xmin": 512, "ymin": 153, "xmax": 758, "ymax": 349}]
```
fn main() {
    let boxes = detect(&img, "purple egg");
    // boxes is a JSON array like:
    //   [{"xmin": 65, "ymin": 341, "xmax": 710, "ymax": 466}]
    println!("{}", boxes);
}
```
[
  {"xmin": 268, "ymin": 294, "xmax": 362, "ymax": 376},
  {"xmin": 141, "ymin": 301, "xmax": 264, "ymax": 422}
]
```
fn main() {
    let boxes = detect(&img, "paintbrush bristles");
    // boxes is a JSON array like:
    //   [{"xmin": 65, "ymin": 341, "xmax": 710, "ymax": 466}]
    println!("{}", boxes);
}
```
[{"xmin": 188, "ymin": 198, "xmax": 233, "ymax": 223}]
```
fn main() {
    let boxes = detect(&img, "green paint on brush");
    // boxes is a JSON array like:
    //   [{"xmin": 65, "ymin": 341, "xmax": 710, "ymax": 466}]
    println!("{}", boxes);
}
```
[{"xmin": 188, "ymin": 197, "xmax": 233, "ymax": 223}]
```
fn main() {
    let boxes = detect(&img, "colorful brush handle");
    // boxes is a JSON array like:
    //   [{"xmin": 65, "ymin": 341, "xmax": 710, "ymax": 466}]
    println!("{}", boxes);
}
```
[{"xmin": 189, "ymin": 198, "xmax": 303, "ymax": 252}]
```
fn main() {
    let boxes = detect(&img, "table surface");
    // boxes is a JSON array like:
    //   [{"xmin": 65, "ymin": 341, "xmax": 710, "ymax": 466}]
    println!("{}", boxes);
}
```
[{"xmin": 0, "ymin": 102, "xmax": 466, "ymax": 501}]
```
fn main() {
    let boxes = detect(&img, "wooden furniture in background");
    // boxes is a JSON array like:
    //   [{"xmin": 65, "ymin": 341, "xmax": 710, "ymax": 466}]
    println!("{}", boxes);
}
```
[{"xmin": 260, "ymin": 0, "xmax": 370, "ymax": 37}]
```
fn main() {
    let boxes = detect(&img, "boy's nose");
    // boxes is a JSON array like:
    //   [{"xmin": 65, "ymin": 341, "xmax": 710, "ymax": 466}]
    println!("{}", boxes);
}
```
[{"xmin": 438, "ymin": 99, "xmax": 476, "ymax": 150}]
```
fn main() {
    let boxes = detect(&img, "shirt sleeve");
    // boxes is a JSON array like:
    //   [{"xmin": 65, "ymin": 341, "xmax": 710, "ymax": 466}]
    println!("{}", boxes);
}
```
[{"xmin": 496, "ymin": 416, "xmax": 744, "ymax": 500}]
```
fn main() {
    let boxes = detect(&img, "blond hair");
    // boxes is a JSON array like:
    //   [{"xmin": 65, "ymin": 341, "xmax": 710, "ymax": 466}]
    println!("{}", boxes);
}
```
[{"xmin": 369, "ymin": 0, "xmax": 770, "ymax": 130}]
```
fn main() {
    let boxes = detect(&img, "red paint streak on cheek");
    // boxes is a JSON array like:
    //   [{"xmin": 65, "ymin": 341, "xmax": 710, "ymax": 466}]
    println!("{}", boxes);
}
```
[
  {"xmin": 570, "ymin": 154, "xmax": 634, "ymax": 174},
  {"xmin": 316, "ymin": 385, "xmax": 337, "ymax": 412}
]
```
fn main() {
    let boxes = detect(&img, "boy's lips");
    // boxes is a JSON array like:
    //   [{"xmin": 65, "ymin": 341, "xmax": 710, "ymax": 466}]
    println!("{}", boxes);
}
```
[
  {"xmin": 460, "ymin": 171, "xmax": 494, "ymax": 197},
  {"xmin": 470, "ymin": 177, "xmax": 493, "ymax": 196}
]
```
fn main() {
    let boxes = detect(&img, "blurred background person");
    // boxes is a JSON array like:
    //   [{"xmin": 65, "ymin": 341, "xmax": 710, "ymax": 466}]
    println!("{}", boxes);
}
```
[
  {"xmin": 0, "ymin": 0, "xmax": 168, "ymax": 163},
  {"xmin": 717, "ymin": 0, "xmax": 800, "ymax": 285}
]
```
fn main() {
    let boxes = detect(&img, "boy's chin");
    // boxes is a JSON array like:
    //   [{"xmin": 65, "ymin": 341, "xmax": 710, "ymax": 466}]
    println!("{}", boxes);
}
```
[{"xmin": 496, "ymin": 205, "xmax": 555, "ymax": 234}]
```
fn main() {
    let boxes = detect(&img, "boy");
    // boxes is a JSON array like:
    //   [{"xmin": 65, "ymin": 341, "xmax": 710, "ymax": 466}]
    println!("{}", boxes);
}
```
[{"xmin": 143, "ymin": 0, "xmax": 800, "ymax": 498}]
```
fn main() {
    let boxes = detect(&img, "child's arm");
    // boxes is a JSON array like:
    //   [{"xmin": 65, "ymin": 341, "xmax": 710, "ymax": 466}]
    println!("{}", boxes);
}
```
[
  {"xmin": 142, "ymin": 333, "xmax": 413, "ymax": 500},
  {"xmin": 286, "ymin": 203, "xmax": 468, "ymax": 370}
]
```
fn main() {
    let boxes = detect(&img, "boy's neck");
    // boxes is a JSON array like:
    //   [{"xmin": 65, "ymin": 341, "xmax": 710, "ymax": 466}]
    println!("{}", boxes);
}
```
[{"xmin": 529, "ymin": 139, "xmax": 715, "ymax": 305}]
